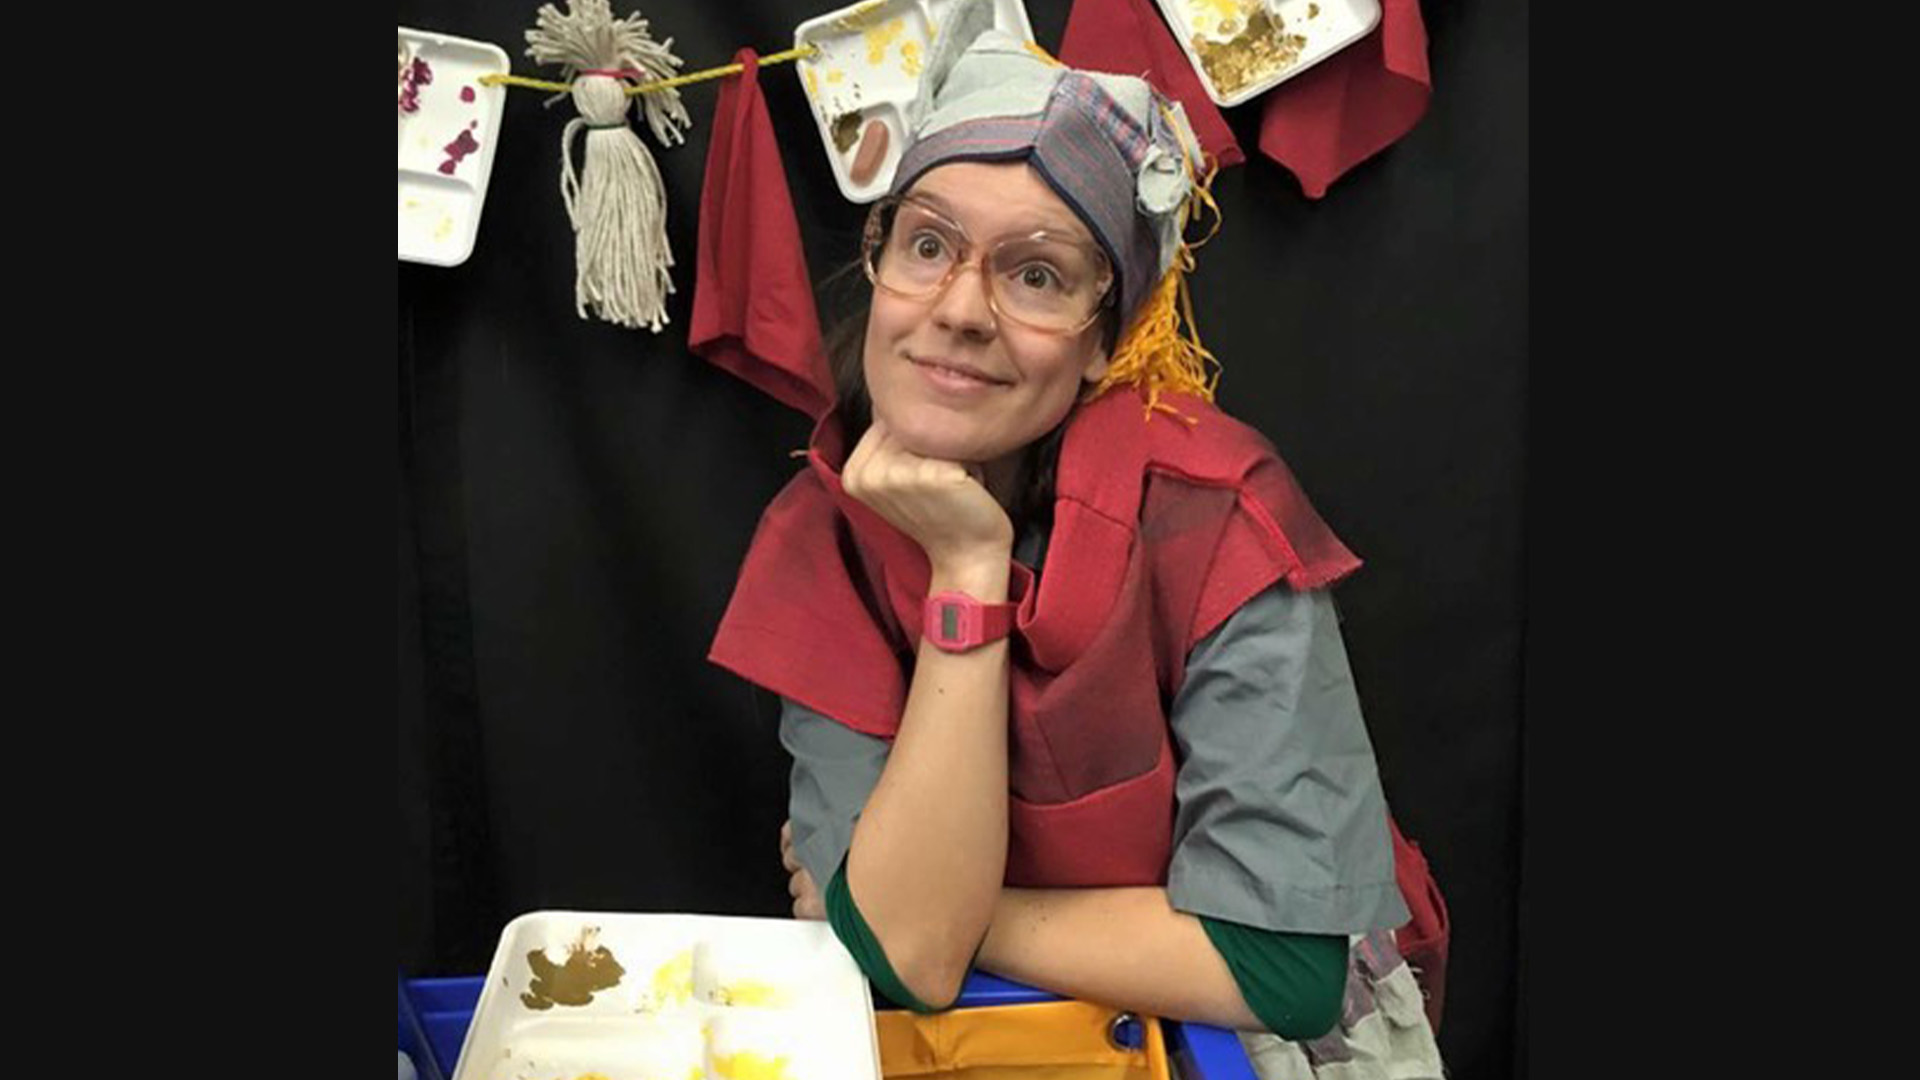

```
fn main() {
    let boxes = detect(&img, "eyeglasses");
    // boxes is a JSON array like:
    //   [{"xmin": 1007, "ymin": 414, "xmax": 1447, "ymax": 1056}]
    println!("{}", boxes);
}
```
[{"xmin": 862, "ymin": 194, "xmax": 1114, "ymax": 335}]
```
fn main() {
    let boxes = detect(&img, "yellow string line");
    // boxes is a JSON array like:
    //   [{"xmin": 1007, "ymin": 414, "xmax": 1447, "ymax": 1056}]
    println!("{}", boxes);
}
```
[
  {"xmin": 478, "ymin": 44, "xmax": 818, "ymax": 96},
  {"xmin": 1160, "ymin": 101, "xmax": 1223, "ymax": 393}
]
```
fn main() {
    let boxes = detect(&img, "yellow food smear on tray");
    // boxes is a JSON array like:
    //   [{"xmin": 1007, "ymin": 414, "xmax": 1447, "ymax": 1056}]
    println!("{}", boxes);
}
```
[
  {"xmin": 651, "ymin": 949, "xmax": 695, "ymax": 1007},
  {"xmin": 865, "ymin": 18, "xmax": 906, "ymax": 65},
  {"xmin": 713, "ymin": 979, "xmax": 788, "ymax": 1007},
  {"xmin": 712, "ymin": 1051, "xmax": 794, "ymax": 1080}
]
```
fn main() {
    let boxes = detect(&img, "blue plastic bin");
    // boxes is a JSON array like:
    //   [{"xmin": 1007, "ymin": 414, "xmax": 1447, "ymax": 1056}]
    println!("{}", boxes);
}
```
[{"xmin": 400, "ymin": 970, "xmax": 1257, "ymax": 1080}]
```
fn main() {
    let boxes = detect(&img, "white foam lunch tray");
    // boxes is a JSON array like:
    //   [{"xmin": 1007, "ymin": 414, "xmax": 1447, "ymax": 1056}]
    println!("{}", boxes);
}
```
[
  {"xmin": 448, "ymin": 910, "xmax": 882, "ymax": 1080},
  {"xmin": 1151, "ymin": 0, "xmax": 1380, "ymax": 108},
  {"xmin": 399, "ymin": 26, "xmax": 510, "ymax": 267}
]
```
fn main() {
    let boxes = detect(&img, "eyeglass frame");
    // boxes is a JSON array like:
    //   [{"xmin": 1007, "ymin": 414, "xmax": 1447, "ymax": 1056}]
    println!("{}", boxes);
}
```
[{"xmin": 860, "ymin": 193, "xmax": 1117, "ymax": 336}]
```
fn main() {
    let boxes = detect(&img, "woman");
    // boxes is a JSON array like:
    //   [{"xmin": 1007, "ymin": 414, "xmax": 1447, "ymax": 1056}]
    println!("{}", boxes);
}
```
[{"xmin": 710, "ymin": 4, "xmax": 1442, "ymax": 1074}]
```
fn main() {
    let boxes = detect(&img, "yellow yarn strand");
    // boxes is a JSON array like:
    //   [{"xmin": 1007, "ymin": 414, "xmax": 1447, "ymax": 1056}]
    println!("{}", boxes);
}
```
[
  {"xmin": 478, "ymin": 44, "xmax": 817, "ymax": 96},
  {"xmin": 1021, "ymin": 40, "xmax": 1067, "ymax": 67},
  {"xmin": 1093, "ymin": 244, "xmax": 1219, "ymax": 418},
  {"xmin": 1093, "ymin": 115, "xmax": 1224, "ymax": 420}
]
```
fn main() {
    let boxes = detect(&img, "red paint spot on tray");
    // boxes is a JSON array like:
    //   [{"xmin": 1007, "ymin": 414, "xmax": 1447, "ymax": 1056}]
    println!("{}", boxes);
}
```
[
  {"xmin": 461, "ymin": 86, "xmax": 475, "ymax": 103},
  {"xmin": 439, "ymin": 128, "xmax": 481, "ymax": 175},
  {"xmin": 398, "ymin": 58, "xmax": 433, "ymax": 114}
]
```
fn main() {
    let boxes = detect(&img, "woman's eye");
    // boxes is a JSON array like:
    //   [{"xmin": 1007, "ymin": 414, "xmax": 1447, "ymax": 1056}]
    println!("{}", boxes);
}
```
[
  {"xmin": 911, "ymin": 234, "xmax": 947, "ymax": 260},
  {"xmin": 1019, "ymin": 265, "xmax": 1061, "ymax": 290}
]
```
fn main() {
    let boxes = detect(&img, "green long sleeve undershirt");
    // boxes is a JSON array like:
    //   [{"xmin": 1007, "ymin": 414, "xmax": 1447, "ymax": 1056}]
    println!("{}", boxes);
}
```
[{"xmin": 823, "ymin": 859, "xmax": 1348, "ymax": 1039}]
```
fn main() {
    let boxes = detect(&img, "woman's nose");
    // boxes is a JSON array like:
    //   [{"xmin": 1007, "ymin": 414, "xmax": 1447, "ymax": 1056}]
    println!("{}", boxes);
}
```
[{"xmin": 929, "ymin": 258, "xmax": 997, "ymax": 338}]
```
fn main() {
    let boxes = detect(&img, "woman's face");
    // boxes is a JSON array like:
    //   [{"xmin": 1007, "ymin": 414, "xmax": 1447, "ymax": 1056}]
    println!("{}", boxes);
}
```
[{"xmin": 861, "ymin": 161, "xmax": 1112, "ymax": 471}]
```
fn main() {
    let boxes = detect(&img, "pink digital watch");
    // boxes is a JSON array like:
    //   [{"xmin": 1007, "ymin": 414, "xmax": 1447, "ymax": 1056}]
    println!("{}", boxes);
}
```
[{"xmin": 923, "ymin": 590, "xmax": 1015, "ymax": 652}]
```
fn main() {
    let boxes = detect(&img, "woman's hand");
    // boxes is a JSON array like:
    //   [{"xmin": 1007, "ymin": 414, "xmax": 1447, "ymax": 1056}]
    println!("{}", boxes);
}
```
[
  {"xmin": 840, "ymin": 418, "xmax": 1013, "ymax": 576},
  {"xmin": 780, "ymin": 820, "xmax": 824, "ymax": 920}
]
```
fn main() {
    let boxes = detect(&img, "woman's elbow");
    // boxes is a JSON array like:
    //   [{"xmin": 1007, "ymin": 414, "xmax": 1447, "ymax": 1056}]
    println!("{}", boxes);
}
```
[{"xmin": 888, "ymin": 942, "xmax": 971, "ymax": 1012}]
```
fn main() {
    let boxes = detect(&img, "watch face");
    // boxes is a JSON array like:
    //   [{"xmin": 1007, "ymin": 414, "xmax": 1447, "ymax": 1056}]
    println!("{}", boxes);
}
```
[{"xmin": 940, "ymin": 602, "xmax": 962, "ymax": 642}]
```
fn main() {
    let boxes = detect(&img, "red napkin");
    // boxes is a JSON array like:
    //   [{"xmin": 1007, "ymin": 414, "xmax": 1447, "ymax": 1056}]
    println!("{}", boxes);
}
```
[
  {"xmin": 688, "ymin": 49, "xmax": 833, "ymax": 420},
  {"xmin": 1257, "ymin": 0, "xmax": 1432, "ymax": 198}
]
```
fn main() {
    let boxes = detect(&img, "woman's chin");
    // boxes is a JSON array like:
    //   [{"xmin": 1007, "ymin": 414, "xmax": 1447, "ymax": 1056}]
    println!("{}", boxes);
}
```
[{"xmin": 876, "ymin": 412, "xmax": 997, "ymax": 465}]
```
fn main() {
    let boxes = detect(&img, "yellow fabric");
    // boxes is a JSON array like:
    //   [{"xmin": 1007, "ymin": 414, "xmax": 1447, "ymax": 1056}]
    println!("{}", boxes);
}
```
[{"xmin": 876, "ymin": 1001, "xmax": 1169, "ymax": 1080}]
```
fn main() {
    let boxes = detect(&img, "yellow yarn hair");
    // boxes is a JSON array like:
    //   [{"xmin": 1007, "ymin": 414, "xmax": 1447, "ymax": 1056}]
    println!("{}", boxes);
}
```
[{"xmin": 1091, "ymin": 129, "xmax": 1223, "ymax": 421}]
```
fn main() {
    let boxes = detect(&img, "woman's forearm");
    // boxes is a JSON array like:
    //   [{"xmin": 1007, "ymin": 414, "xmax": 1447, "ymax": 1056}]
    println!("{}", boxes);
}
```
[
  {"xmin": 846, "ymin": 557, "xmax": 1011, "ymax": 1007},
  {"xmin": 976, "ymin": 886, "xmax": 1265, "ymax": 1031}
]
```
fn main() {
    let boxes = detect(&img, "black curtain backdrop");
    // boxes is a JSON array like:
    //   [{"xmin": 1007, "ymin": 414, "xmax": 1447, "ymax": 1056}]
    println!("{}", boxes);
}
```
[{"xmin": 398, "ymin": 2, "xmax": 1527, "ymax": 1076}]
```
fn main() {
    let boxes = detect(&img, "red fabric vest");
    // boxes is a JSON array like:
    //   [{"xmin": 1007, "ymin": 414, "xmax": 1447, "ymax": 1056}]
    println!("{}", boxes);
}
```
[{"xmin": 710, "ymin": 388, "xmax": 1361, "ymax": 886}]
